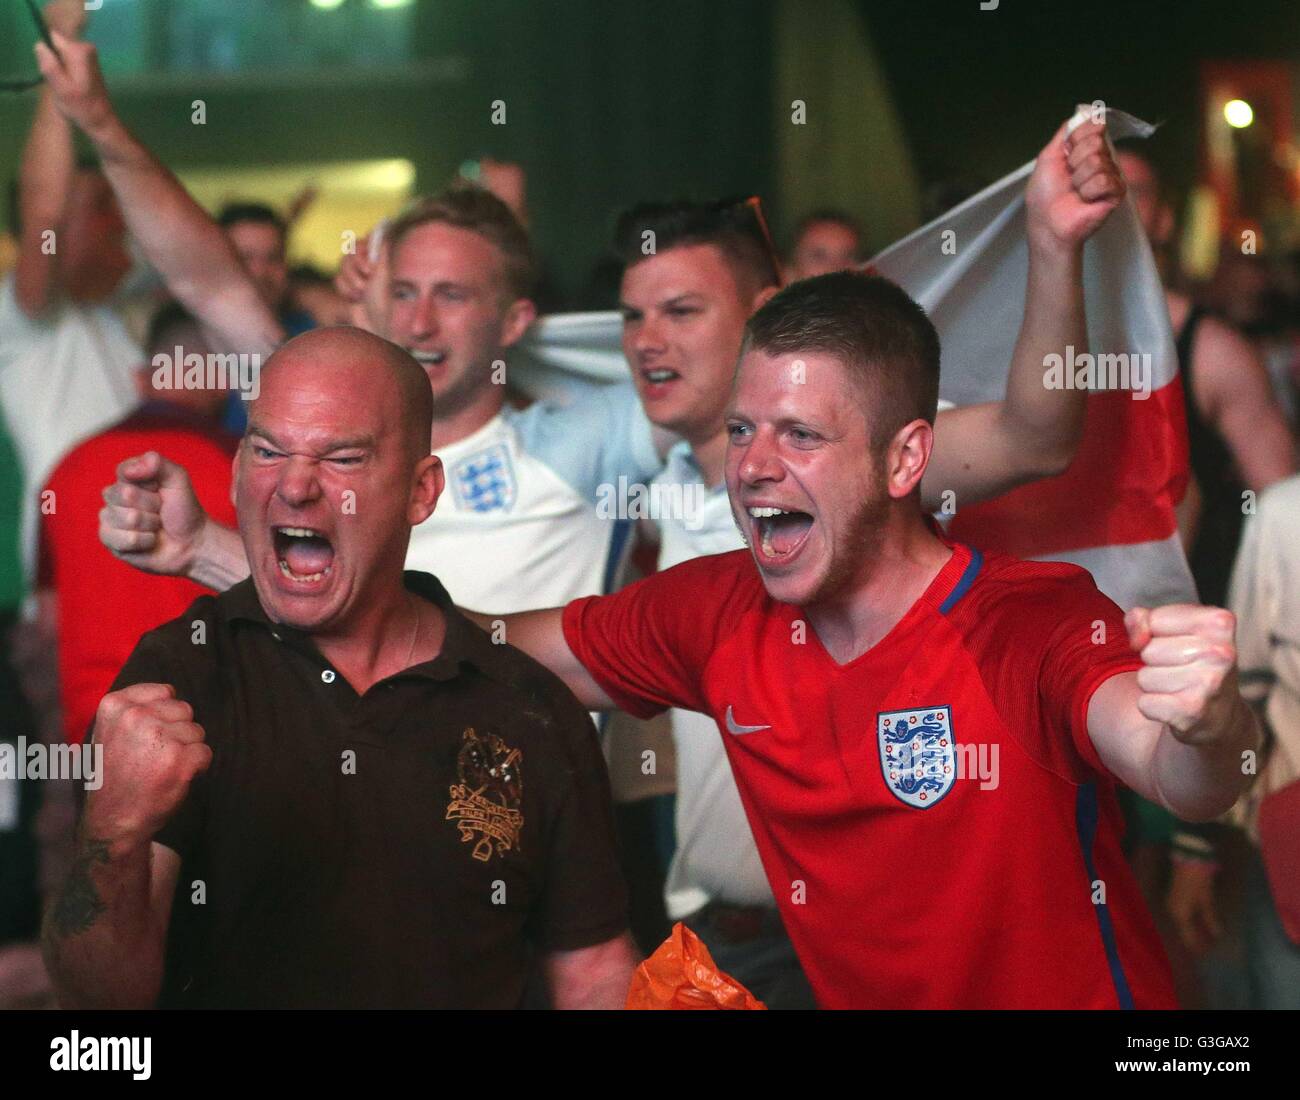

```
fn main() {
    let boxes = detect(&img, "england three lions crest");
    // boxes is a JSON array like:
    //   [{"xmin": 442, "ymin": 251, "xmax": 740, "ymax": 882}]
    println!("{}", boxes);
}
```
[
  {"xmin": 877, "ymin": 707, "xmax": 956, "ymax": 809},
  {"xmin": 452, "ymin": 443, "xmax": 517, "ymax": 514}
]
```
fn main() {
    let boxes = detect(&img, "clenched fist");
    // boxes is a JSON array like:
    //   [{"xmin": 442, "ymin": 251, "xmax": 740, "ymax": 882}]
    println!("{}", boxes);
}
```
[
  {"xmin": 1125, "ymin": 604, "xmax": 1240, "ymax": 747},
  {"xmin": 1025, "ymin": 108, "xmax": 1126, "ymax": 250},
  {"xmin": 99, "ymin": 451, "xmax": 209, "ymax": 578},
  {"xmin": 85, "ymin": 683, "xmax": 212, "ymax": 854}
]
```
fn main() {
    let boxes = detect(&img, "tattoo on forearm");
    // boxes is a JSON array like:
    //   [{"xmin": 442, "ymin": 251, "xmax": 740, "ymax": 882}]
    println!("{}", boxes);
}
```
[{"xmin": 51, "ymin": 838, "xmax": 111, "ymax": 937}]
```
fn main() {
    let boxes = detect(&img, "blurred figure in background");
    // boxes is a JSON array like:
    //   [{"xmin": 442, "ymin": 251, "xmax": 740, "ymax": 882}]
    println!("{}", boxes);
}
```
[
  {"xmin": 1116, "ymin": 145, "xmax": 1296, "ymax": 608},
  {"xmin": 38, "ymin": 302, "xmax": 239, "ymax": 747},
  {"xmin": 1204, "ymin": 243, "xmax": 1300, "ymax": 431},
  {"xmin": 1117, "ymin": 140, "xmax": 1298, "ymax": 1009},
  {"xmin": 1, "ymin": 1, "xmax": 143, "ymax": 592},
  {"xmin": 1221, "ymin": 473, "xmax": 1300, "ymax": 1008},
  {"xmin": 2, "ymin": 302, "xmax": 237, "ymax": 1006},
  {"xmin": 785, "ymin": 208, "xmax": 864, "ymax": 281},
  {"xmin": 217, "ymin": 203, "xmax": 314, "ymax": 337},
  {"xmin": 287, "ymin": 263, "xmax": 353, "ymax": 327},
  {"xmin": 216, "ymin": 202, "xmax": 315, "ymax": 435}
]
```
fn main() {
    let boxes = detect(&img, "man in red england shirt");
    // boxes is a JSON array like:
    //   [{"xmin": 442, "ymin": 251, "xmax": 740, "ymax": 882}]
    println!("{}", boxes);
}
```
[
  {"xmin": 491, "ymin": 271, "xmax": 1262, "ymax": 1009},
  {"xmin": 39, "ymin": 303, "xmax": 238, "ymax": 744}
]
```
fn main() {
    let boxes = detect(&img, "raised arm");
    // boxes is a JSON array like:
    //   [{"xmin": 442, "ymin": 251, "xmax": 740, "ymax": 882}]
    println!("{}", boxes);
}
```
[
  {"xmin": 99, "ymin": 451, "xmax": 249, "ymax": 590},
  {"xmin": 13, "ymin": 89, "xmax": 75, "ymax": 318},
  {"xmin": 462, "ymin": 606, "xmax": 615, "ymax": 711},
  {"xmin": 43, "ymin": 683, "xmax": 210, "ymax": 1008},
  {"xmin": 12, "ymin": 3, "xmax": 88, "ymax": 317},
  {"xmin": 923, "ymin": 115, "xmax": 1124, "ymax": 510},
  {"xmin": 35, "ymin": 31, "xmax": 281, "ymax": 356},
  {"xmin": 1086, "ymin": 604, "xmax": 1260, "ymax": 822}
]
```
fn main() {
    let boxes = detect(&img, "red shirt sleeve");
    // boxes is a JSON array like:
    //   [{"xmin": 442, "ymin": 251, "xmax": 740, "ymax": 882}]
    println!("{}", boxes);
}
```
[
  {"xmin": 1036, "ymin": 569, "xmax": 1143, "ymax": 777},
  {"xmin": 561, "ymin": 551, "xmax": 753, "ymax": 719},
  {"xmin": 952, "ymin": 557, "xmax": 1142, "ymax": 783}
]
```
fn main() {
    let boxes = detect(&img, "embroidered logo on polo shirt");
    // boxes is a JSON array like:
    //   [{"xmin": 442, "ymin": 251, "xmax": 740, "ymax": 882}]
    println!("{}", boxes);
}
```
[
  {"xmin": 451, "ymin": 444, "xmax": 517, "ymax": 513},
  {"xmin": 445, "ymin": 727, "xmax": 524, "ymax": 861},
  {"xmin": 877, "ymin": 706, "xmax": 957, "ymax": 809}
]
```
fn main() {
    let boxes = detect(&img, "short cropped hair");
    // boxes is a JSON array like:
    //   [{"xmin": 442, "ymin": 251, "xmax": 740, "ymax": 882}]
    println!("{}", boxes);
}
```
[
  {"xmin": 385, "ymin": 187, "xmax": 536, "ymax": 301},
  {"xmin": 217, "ymin": 202, "xmax": 287, "ymax": 239},
  {"xmin": 145, "ymin": 301, "xmax": 204, "ymax": 358},
  {"xmin": 743, "ymin": 270, "xmax": 941, "ymax": 447},
  {"xmin": 613, "ymin": 198, "xmax": 782, "ymax": 295}
]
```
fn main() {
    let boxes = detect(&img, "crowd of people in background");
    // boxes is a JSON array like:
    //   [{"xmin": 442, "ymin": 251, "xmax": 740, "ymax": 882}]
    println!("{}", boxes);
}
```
[{"xmin": 1, "ymin": 3, "xmax": 1299, "ymax": 1010}]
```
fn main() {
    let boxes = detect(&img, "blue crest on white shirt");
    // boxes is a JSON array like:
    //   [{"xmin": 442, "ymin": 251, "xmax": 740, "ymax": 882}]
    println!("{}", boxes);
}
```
[
  {"xmin": 877, "ymin": 706, "xmax": 956, "ymax": 809},
  {"xmin": 452, "ymin": 443, "xmax": 517, "ymax": 513}
]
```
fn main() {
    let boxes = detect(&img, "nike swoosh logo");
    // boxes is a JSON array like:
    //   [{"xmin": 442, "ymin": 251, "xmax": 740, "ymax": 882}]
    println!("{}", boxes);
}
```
[{"xmin": 725, "ymin": 705, "xmax": 771, "ymax": 736}]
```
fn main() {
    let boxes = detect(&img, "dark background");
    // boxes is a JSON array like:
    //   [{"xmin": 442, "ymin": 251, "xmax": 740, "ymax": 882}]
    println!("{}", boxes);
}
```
[{"xmin": 2, "ymin": 0, "xmax": 1298, "ymax": 301}]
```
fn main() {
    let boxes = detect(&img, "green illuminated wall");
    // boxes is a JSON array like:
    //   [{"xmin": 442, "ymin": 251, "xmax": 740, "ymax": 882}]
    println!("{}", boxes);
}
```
[{"xmin": 1, "ymin": 0, "xmax": 921, "ymax": 303}]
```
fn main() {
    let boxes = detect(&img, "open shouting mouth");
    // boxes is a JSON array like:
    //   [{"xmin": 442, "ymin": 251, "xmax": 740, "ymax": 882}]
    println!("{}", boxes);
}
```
[
  {"xmin": 408, "ymin": 349, "xmax": 448, "ymax": 368},
  {"xmin": 272, "ymin": 525, "xmax": 335, "ymax": 588},
  {"xmin": 639, "ymin": 366, "xmax": 682, "ymax": 399},
  {"xmin": 746, "ymin": 505, "xmax": 814, "ymax": 567}
]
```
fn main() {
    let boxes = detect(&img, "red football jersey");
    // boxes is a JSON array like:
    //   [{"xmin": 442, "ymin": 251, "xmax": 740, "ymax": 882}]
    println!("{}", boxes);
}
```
[
  {"xmin": 40, "ymin": 408, "xmax": 238, "ymax": 744},
  {"xmin": 563, "ymin": 541, "xmax": 1177, "ymax": 1008}
]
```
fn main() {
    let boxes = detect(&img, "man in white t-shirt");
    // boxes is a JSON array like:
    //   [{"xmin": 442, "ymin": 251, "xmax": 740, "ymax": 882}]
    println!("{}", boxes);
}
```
[
  {"xmin": 37, "ymin": 36, "xmax": 665, "ymax": 616},
  {"xmin": 1165, "ymin": 474, "xmax": 1300, "ymax": 1008},
  {"xmin": 3, "ymin": 5, "xmax": 143, "ymax": 583}
]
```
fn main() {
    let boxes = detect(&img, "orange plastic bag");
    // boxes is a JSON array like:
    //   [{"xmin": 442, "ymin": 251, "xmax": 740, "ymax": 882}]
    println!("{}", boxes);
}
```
[{"xmin": 625, "ymin": 922, "xmax": 766, "ymax": 1009}]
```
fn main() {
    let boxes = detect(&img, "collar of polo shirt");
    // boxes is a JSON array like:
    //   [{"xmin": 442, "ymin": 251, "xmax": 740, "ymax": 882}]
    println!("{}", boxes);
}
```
[{"xmin": 220, "ymin": 570, "xmax": 507, "ymax": 686}]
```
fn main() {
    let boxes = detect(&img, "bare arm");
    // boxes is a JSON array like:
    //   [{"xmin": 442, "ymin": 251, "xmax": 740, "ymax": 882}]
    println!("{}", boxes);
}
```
[
  {"xmin": 99, "ymin": 451, "xmax": 250, "ymax": 589},
  {"xmin": 13, "ymin": 90, "xmax": 75, "ymax": 318},
  {"xmin": 1191, "ymin": 319, "xmax": 1297, "ymax": 492},
  {"xmin": 1086, "ymin": 606, "xmax": 1261, "ymax": 821},
  {"xmin": 35, "ymin": 32, "xmax": 281, "ymax": 356},
  {"xmin": 43, "ymin": 682, "xmax": 210, "ymax": 1008},
  {"xmin": 544, "ymin": 932, "xmax": 639, "ymax": 1009},
  {"xmin": 924, "ymin": 243, "xmax": 1086, "ymax": 507},
  {"xmin": 186, "ymin": 524, "xmax": 249, "ymax": 590},
  {"xmin": 12, "ymin": 3, "xmax": 89, "ymax": 317},
  {"xmin": 922, "ymin": 115, "xmax": 1125, "ymax": 510},
  {"xmin": 43, "ymin": 839, "xmax": 179, "ymax": 1009},
  {"xmin": 462, "ymin": 606, "xmax": 615, "ymax": 711}
]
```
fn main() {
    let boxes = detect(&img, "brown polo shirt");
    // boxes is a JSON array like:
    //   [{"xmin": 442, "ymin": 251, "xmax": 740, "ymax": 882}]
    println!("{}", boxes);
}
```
[{"xmin": 108, "ymin": 571, "xmax": 628, "ymax": 1008}]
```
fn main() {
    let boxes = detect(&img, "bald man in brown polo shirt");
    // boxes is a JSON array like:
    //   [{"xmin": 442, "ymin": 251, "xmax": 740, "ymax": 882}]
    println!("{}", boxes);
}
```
[{"xmin": 42, "ymin": 327, "xmax": 635, "ymax": 1008}]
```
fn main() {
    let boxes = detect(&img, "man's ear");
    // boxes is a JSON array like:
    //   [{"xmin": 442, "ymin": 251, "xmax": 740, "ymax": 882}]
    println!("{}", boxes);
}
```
[
  {"xmin": 409, "ymin": 454, "xmax": 444, "ymax": 527},
  {"xmin": 499, "ymin": 297, "xmax": 538, "ymax": 349},
  {"xmin": 230, "ymin": 448, "xmax": 241, "ymax": 510},
  {"xmin": 886, "ymin": 419, "xmax": 933, "ymax": 500},
  {"xmin": 750, "ymin": 284, "xmax": 780, "ymax": 315}
]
